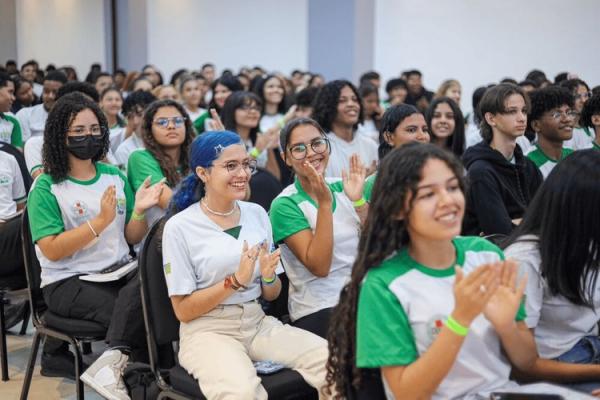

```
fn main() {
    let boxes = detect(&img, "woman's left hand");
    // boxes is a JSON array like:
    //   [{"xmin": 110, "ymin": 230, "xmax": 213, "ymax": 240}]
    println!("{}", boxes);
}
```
[
  {"xmin": 483, "ymin": 259, "xmax": 527, "ymax": 335},
  {"xmin": 258, "ymin": 241, "xmax": 281, "ymax": 281},
  {"xmin": 342, "ymin": 153, "xmax": 367, "ymax": 202},
  {"xmin": 134, "ymin": 176, "xmax": 165, "ymax": 213}
]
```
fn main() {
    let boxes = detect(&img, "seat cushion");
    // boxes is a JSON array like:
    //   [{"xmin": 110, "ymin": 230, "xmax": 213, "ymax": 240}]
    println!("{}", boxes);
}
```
[
  {"xmin": 42, "ymin": 311, "xmax": 107, "ymax": 337},
  {"xmin": 169, "ymin": 365, "xmax": 317, "ymax": 399}
]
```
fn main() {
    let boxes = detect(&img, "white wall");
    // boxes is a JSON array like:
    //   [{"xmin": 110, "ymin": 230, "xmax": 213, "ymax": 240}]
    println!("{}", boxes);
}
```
[
  {"xmin": 15, "ymin": 0, "xmax": 107, "ymax": 78},
  {"xmin": 146, "ymin": 0, "xmax": 309, "ymax": 82},
  {"xmin": 374, "ymin": 0, "xmax": 600, "ymax": 111}
]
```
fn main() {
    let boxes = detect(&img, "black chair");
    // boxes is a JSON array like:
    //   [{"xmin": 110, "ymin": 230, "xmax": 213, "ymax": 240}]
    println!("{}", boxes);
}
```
[
  {"xmin": 0, "ymin": 142, "xmax": 33, "ymax": 193},
  {"xmin": 139, "ymin": 219, "xmax": 318, "ymax": 400},
  {"xmin": 249, "ymin": 168, "xmax": 284, "ymax": 212},
  {"xmin": 20, "ymin": 208, "xmax": 107, "ymax": 400}
]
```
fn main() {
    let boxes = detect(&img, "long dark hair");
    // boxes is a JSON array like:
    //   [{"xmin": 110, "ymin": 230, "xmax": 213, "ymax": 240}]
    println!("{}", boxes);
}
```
[
  {"xmin": 325, "ymin": 143, "xmax": 466, "ymax": 398},
  {"xmin": 503, "ymin": 150, "xmax": 600, "ymax": 307},
  {"xmin": 377, "ymin": 104, "xmax": 421, "ymax": 159},
  {"xmin": 140, "ymin": 99, "xmax": 195, "ymax": 186},
  {"xmin": 43, "ymin": 92, "xmax": 110, "ymax": 182},
  {"xmin": 221, "ymin": 91, "xmax": 262, "ymax": 145},
  {"xmin": 252, "ymin": 74, "xmax": 287, "ymax": 115},
  {"xmin": 425, "ymin": 97, "xmax": 466, "ymax": 157}
]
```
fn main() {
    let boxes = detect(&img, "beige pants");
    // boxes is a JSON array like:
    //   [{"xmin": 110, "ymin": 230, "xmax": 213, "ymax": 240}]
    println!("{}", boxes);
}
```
[{"xmin": 179, "ymin": 300, "xmax": 332, "ymax": 400}]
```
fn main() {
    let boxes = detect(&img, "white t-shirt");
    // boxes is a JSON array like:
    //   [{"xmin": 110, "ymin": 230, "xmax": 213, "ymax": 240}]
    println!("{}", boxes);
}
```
[
  {"xmin": 505, "ymin": 236, "xmax": 600, "ymax": 359},
  {"xmin": 109, "ymin": 126, "xmax": 127, "ymax": 153},
  {"xmin": 516, "ymin": 135, "xmax": 533, "ymax": 154},
  {"xmin": 564, "ymin": 127, "xmax": 594, "ymax": 151},
  {"xmin": 16, "ymin": 104, "xmax": 48, "ymax": 142},
  {"xmin": 324, "ymin": 130, "xmax": 378, "ymax": 178},
  {"xmin": 269, "ymin": 178, "xmax": 360, "ymax": 321},
  {"xmin": 357, "ymin": 119, "xmax": 379, "ymax": 145},
  {"xmin": 115, "ymin": 133, "xmax": 145, "ymax": 168},
  {"xmin": 0, "ymin": 151, "xmax": 26, "ymax": 219},
  {"xmin": 24, "ymin": 135, "xmax": 43, "ymax": 176},
  {"xmin": 184, "ymin": 106, "xmax": 205, "ymax": 125},
  {"xmin": 259, "ymin": 113, "xmax": 283, "ymax": 133},
  {"xmin": 162, "ymin": 201, "xmax": 272, "ymax": 305}
]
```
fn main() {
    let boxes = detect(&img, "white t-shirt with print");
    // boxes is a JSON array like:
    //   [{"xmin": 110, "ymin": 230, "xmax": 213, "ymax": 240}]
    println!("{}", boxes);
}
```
[
  {"xmin": 0, "ymin": 151, "xmax": 26, "ymax": 219},
  {"xmin": 24, "ymin": 135, "xmax": 43, "ymax": 176},
  {"xmin": 324, "ymin": 131, "xmax": 378, "ymax": 178},
  {"xmin": 16, "ymin": 104, "xmax": 48, "ymax": 142},
  {"xmin": 505, "ymin": 236, "xmax": 600, "ymax": 359},
  {"xmin": 162, "ymin": 201, "xmax": 273, "ymax": 305}
]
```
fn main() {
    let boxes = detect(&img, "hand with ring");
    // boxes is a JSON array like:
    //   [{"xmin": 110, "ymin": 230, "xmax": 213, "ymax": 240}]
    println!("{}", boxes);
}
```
[{"xmin": 237, "ymin": 240, "xmax": 260, "ymax": 286}]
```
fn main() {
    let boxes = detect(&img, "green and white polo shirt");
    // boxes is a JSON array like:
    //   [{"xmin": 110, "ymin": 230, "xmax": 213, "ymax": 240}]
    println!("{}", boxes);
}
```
[
  {"xmin": 364, "ymin": 173, "xmax": 376, "ymax": 202},
  {"xmin": 356, "ymin": 236, "xmax": 526, "ymax": 399},
  {"xmin": 526, "ymin": 144, "xmax": 573, "ymax": 179},
  {"xmin": 0, "ymin": 114, "xmax": 23, "ymax": 148},
  {"xmin": 270, "ymin": 178, "xmax": 360, "ymax": 322},
  {"xmin": 28, "ymin": 163, "xmax": 134, "ymax": 287},
  {"xmin": 0, "ymin": 151, "xmax": 26, "ymax": 219}
]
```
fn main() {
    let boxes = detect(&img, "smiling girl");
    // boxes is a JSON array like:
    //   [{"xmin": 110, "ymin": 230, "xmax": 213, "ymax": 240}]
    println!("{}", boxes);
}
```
[{"xmin": 425, "ymin": 97, "xmax": 466, "ymax": 157}]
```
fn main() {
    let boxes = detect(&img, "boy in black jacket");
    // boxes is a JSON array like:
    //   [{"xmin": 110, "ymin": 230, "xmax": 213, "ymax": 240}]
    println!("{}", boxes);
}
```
[{"xmin": 462, "ymin": 83, "xmax": 542, "ymax": 236}]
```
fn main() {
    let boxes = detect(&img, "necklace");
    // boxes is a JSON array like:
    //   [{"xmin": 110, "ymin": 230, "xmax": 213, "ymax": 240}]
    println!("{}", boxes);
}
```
[{"xmin": 201, "ymin": 198, "xmax": 237, "ymax": 217}]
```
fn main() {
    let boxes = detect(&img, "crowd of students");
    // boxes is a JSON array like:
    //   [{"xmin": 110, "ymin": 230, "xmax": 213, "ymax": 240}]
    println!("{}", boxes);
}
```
[{"xmin": 1, "ymin": 58, "xmax": 600, "ymax": 399}]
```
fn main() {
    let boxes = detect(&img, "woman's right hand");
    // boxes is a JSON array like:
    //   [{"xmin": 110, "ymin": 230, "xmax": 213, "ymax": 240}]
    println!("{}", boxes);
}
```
[
  {"xmin": 236, "ymin": 241, "xmax": 261, "ymax": 286},
  {"xmin": 303, "ymin": 161, "xmax": 332, "ymax": 207},
  {"xmin": 98, "ymin": 185, "xmax": 117, "ymax": 226},
  {"xmin": 451, "ymin": 263, "xmax": 501, "ymax": 327}
]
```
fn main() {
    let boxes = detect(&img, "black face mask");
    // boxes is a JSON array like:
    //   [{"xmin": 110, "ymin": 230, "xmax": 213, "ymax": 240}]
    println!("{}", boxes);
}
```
[{"xmin": 66, "ymin": 135, "xmax": 105, "ymax": 160}]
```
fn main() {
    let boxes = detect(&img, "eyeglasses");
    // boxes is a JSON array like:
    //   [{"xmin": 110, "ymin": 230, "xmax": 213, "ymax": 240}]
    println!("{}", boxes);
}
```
[
  {"xmin": 215, "ymin": 159, "xmax": 258, "ymax": 175},
  {"xmin": 548, "ymin": 110, "xmax": 579, "ymax": 120},
  {"xmin": 288, "ymin": 137, "xmax": 330, "ymax": 160},
  {"xmin": 575, "ymin": 92, "xmax": 592, "ymax": 101},
  {"xmin": 239, "ymin": 104, "xmax": 261, "ymax": 112},
  {"xmin": 153, "ymin": 116, "xmax": 186, "ymax": 128},
  {"xmin": 68, "ymin": 125, "xmax": 104, "ymax": 136}
]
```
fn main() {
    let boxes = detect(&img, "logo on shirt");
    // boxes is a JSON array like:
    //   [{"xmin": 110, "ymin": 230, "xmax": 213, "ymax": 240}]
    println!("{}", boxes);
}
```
[
  {"xmin": 426, "ymin": 315, "xmax": 446, "ymax": 346},
  {"xmin": 164, "ymin": 263, "xmax": 171, "ymax": 275},
  {"xmin": 117, "ymin": 197, "xmax": 126, "ymax": 215},
  {"xmin": 0, "ymin": 173, "xmax": 11, "ymax": 186},
  {"xmin": 71, "ymin": 200, "xmax": 90, "ymax": 223}
]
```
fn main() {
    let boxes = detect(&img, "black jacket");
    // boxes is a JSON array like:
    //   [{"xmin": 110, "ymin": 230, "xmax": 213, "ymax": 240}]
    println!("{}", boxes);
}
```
[{"xmin": 462, "ymin": 141, "xmax": 542, "ymax": 236}]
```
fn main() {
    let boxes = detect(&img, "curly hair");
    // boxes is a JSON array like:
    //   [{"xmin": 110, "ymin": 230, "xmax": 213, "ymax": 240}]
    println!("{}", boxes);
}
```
[
  {"xmin": 527, "ymin": 86, "xmax": 574, "ymax": 130},
  {"xmin": 312, "ymin": 80, "xmax": 363, "ymax": 133},
  {"xmin": 140, "ymin": 99, "xmax": 194, "ymax": 186},
  {"xmin": 43, "ymin": 92, "xmax": 110, "ymax": 181},
  {"xmin": 325, "ymin": 143, "xmax": 466, "ymax": 399}
]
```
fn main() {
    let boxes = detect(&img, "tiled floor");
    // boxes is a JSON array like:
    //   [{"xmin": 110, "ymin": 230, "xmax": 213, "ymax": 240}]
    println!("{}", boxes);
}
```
[{"xmin": 1, "ymin": 321, "xmax": 103, "ymax": 400}]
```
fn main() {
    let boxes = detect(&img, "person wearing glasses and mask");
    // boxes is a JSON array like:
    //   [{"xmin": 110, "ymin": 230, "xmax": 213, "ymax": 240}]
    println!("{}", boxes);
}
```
[
  {"xmin": 127, "ymin": 99, "xmax": 195, "ymax": 229},
  {"xmin": 269, "ymin": 118, "xmax": 367, "ymax": 338},
  {"xmin": 27, "ymin": 92, "xmax": 164, "ymax": 399},
  {"xmin": 163, "ymin": 131, "xmax": 331, "ymax": 399}
]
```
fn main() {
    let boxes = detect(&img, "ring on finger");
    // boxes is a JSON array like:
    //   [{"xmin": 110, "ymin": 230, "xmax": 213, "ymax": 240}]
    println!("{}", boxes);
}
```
[{"xmin": 479, "ymin": 284, "xmax": 487, "ymax": 294}]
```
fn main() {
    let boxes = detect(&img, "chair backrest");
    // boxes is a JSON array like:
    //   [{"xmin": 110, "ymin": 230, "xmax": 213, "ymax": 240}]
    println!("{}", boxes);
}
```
[
  {"xmin": 139, "ymin": 217, "xmax": 180, "ymax": 371},
  {"xmin": 249, "ymin": 168, "xmax": 283, "ymax": 212},
  {"xmin": 20, "ymin": 207, "xmax": 48, "ymax": 326}
]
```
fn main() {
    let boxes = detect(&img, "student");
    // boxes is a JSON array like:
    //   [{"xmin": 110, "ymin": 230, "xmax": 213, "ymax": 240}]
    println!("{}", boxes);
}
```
[
  {"xmin": 162, "ymin": 131, "xmax": 331, "ymax": 399},
  {"xmin": 152, "ymin": 84, "xmax": 179, "ymax": 101},
  {"xmin": 131, "ymin": 77, "xmax": 153, "ymax": 93},
  {"xmin": 383, "ymin": 78, "xmax": 408, "ymax": 108},
  {"xmin": 253, "ymin": 75, "xmax": 287, "ymax": 132},
  {"xmin": 404, "ymin": 70, "xmax": 434, "ymax": 112},
  {"xmin": 16, "ymin": 70, "xmax": 67, "ymax": 142},
  {"xmin": 11, "ymin": 77, "xmax": 37, "ymax": 114},
  {"xmin": 20, "ymin": 60, "xmax": 43, "ymax": 97},
  {"xmin": 294, "ymin": 86, "xmax": 319, "ymax": 118},
  {"xmin": 114, "ymin": 90, "xmax": 156, "ymax": 167},
  {"xmin": 357, "ymin": 83, "xmax": 382, "ymax": 145},
  {"xmin": 435, "ymin": 79, "xmax": 462, "ymax": 106},
  {"xmin": 0, "ymin": 72, "xmax": 23, "ymax": 148},
  {"xmin": 580, "ymin": 92, "xmax": 600, "ymax": 150},
  {"xmin": 99, "ymin": 87, "xmax": 127, "ymax": 153},
  {"xmin": 363, "ymin": 104, "xmax": 430, "ymax": 202},
  {"xmin": 462, "ymin": 83, "xmax": 542, "ymax": 236},
  {"xmin": 270, "ymin": 118, "xmax": 366, "ymax": 338},
  {"xmin": 193, "ymin": 75, "xmax": 243, "ymax": 134},
  {"xmin": 27, "ymin": 92, "xmax": 163, "ymax": 396},
  {"xmin": 178, "ymin": 75, "xmax": 204, "ymax": 126},
  {"xmin": 312, "ymin": 80, "xmax": 378, "ymax": 178},
  {"xmin": 94, "ymin": 72, "xmax": 114, "ymax": 96},
  {"xmin": 525, "ymin": 86, "xmax": 575, "ymax": 179},
  {"xmin": 561, "ymin": 78, "xmax": 593, "ymax": 150},
  {"xmin": 425, "ymin": 97, "xmax": 466, "ymax": 157},
  {"xmin": 326, "ymin": 143, "xmax": 548, "ymax": 399},
  {"xmin": 127, "ymin": 99, "xmax": 194, "ymax": 229}
]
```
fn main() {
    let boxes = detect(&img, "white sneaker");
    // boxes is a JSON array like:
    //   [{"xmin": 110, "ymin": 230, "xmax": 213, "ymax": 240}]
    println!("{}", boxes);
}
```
[{"xmin": 81, "ymin": 349, "xmax": 130, "ymax": 400}]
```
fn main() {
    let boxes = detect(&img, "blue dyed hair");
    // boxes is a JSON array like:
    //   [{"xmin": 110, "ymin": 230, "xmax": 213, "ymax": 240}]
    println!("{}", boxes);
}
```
[{"xmin": 169, "ymin": 131, "xmax": 243, "ymax": 214}]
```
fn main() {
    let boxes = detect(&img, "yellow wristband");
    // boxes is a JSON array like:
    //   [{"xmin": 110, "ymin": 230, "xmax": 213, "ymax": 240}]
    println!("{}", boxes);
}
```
[
  {"xmin": 278, "ymin": 118, "xmax": 286, "ymax": 129},
  {"xmin": 445, "ymin": 316, "xmax": 469, "ymax": 337},
  {"xmin": 353, "ymin": 197, "xmax": 366, "ymax": 207},
  {"xmin": 249, "ymin": 147, "xmax": 261, "ymax": 159},
  {"xmin": 132, "ymin": 210, "xmax": 146, "ymax": 221}
]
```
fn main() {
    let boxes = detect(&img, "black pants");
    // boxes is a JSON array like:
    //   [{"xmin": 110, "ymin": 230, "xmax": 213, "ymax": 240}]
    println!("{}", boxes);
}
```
[
  {"xmin": 292, "ymin": 307, "xmax": 333, "ymax": 339},
  {"xmin": 0, "ymin": 216, "xmax": 24, "ymax": 277},
  {"xmin": 42, "ymin": 270, "xmax": 146, "ymax": 357}
]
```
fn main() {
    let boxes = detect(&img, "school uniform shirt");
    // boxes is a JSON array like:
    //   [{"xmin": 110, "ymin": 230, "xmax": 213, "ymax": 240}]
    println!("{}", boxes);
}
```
[
  {"xmin": 0, "ymin": 151, "xmax": 26, "ymax": 219},
  {"xmin": 115, "ymin": 133, "xmax": 144, "ymax": 168},
  {"xmin": 109, "ymin": 125, "xmax": 127, "ymax": 153},
  {"xmin": 357, "ymin": 119, "xmax": 379, "ymax": 145},
  {"xmin": 505, "ymin": 236, "xmax": 600, "ymax": 359},
  {"xmin": 259, "ymin": 113, "xmax": 283, "ymax": 133},
  {"xmin": 525, "ymin": 145, "xmax": 573, "ymax": 179},
  {"xmin": 24, "ymin": 136, "xmax": 43, "ymax": 176},
  {"xmin": 184, "ymin": 106, "xmax": 205, "ymax": 127},
  {"xmin": 0, "ymin": 113, "xmax": 23, "ymax": 148},
  {"xmin": 16, "ymin": 103, "xmax": 47, "ymax": 142},
  {"xmin": 364, "ymin": 173, "xmax": 376, "ymax": 202},
  {"xmin": 27, "ymin": 163, "xmax": 134, "ymax": 287},
  {"xmin": 357, "ymin": 236, "xmax": 526, "ymax": 400},
  {"xmin": 270, "ymin": 178, "xmax": 360, "ymax": 322},
  {"xmin": 564, "ymin": 126, "xmax": 595, "ymax": 151},
  {"xmin": 162, "ymin": 201, "xmax": 272, "ymax": 304},
  {"xmin": 324, "ymin": 131, "xmax": 378, "ymax": 178}
]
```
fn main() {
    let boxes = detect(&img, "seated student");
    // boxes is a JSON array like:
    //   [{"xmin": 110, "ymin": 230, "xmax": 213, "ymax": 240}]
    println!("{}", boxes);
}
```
[
  {"xmin": 194, "ymin": 75, "xmax": 243, "ymax": 134},
  {"xmin": 383, "ymin": 78, "xmax": 408, "ymax": 108},
  {"xmin": 326, "ymin": 143, "xmax": 552, "ymax": 399},
  {"xmin": 363, "ymin": 104, "xmax": 430, "ymax": 202},
  {"xmin": 425, "ymin": 97, "xmax": 466, "ymax": 157},
  {"xmin": 114, "ymin": 90, "xmax": 156, "ymax": 167},
  {"xmin": 0, "ymin": 72, "xmax": 23, "ymax": 149},
  {"xmin": 270, "ymin": 118, "xmax": 366, "ymax": 338},
  {"xmin": 27, "ymin": 92, "xmax": 163, "ymax": 397},
  {"xmin": 127, "ymin": 99, "xmax": 194, "ymax": 229},
  {"xmin": 525, "ymin": 86, "xmax": 576, "ymax": 179},
  {"xmin": 294, "ymin": 86, "xmax": 319, "ymax": 119},
  {"xmin": 162, "ymin": 131, "xmax": 330, "ymax": 399},
  {"xmin": 560, "ymin": 78, "xmax": 594, "ymax": 150},
  {"xmin": 580, "ymin": 92, "xmax": 600, "ymax": 151},
  {"xmin": 357, "ymin": 83, "xmax": 382, "ymax": 145},
  {"xmin": 462, "ymin": 83, "xmax": 542, "ymax": 237},
  {"xmin": 435, "ymin": 79, "xmax": 462, "ymax": 106},
  {"xmin": 178, "ymin": 74, "xmax": 204, "ymax": 127},
  {"xmin": 312, "ymin": 80, "xmax": 378, "ymax": 178},
  {"xmin": 99, "ymin": 87, "xmax": 127, "ymax": 153},
  {"xmin": 11, "ymin": 78, "xmax": 38, "ymax": 114},
  {"xmin": 504, "ymin": 150, "xmax": 600, "ymax": 395}
]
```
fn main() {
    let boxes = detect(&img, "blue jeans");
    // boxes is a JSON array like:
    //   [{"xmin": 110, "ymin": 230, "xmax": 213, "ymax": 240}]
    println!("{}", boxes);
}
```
[{"xmin": 554, "ymin": 335, "xmax": 600, "ymax": 394}]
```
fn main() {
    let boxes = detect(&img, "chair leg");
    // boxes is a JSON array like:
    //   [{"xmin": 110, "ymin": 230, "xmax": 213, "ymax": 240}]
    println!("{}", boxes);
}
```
[
  {"xmin": 0, "ymin": 300, "xmax": 8, "ymax": 381},
  {"xmin": 74, "ymin": 340, "xmax": 85, "ymax": 400},
  {"xmin": 20, "ymin": 331, "xmax": 41, "ymax": 400},
  {"xmin": 19, "ymin": 303, "xmax": 30, "ymax": 336}
]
